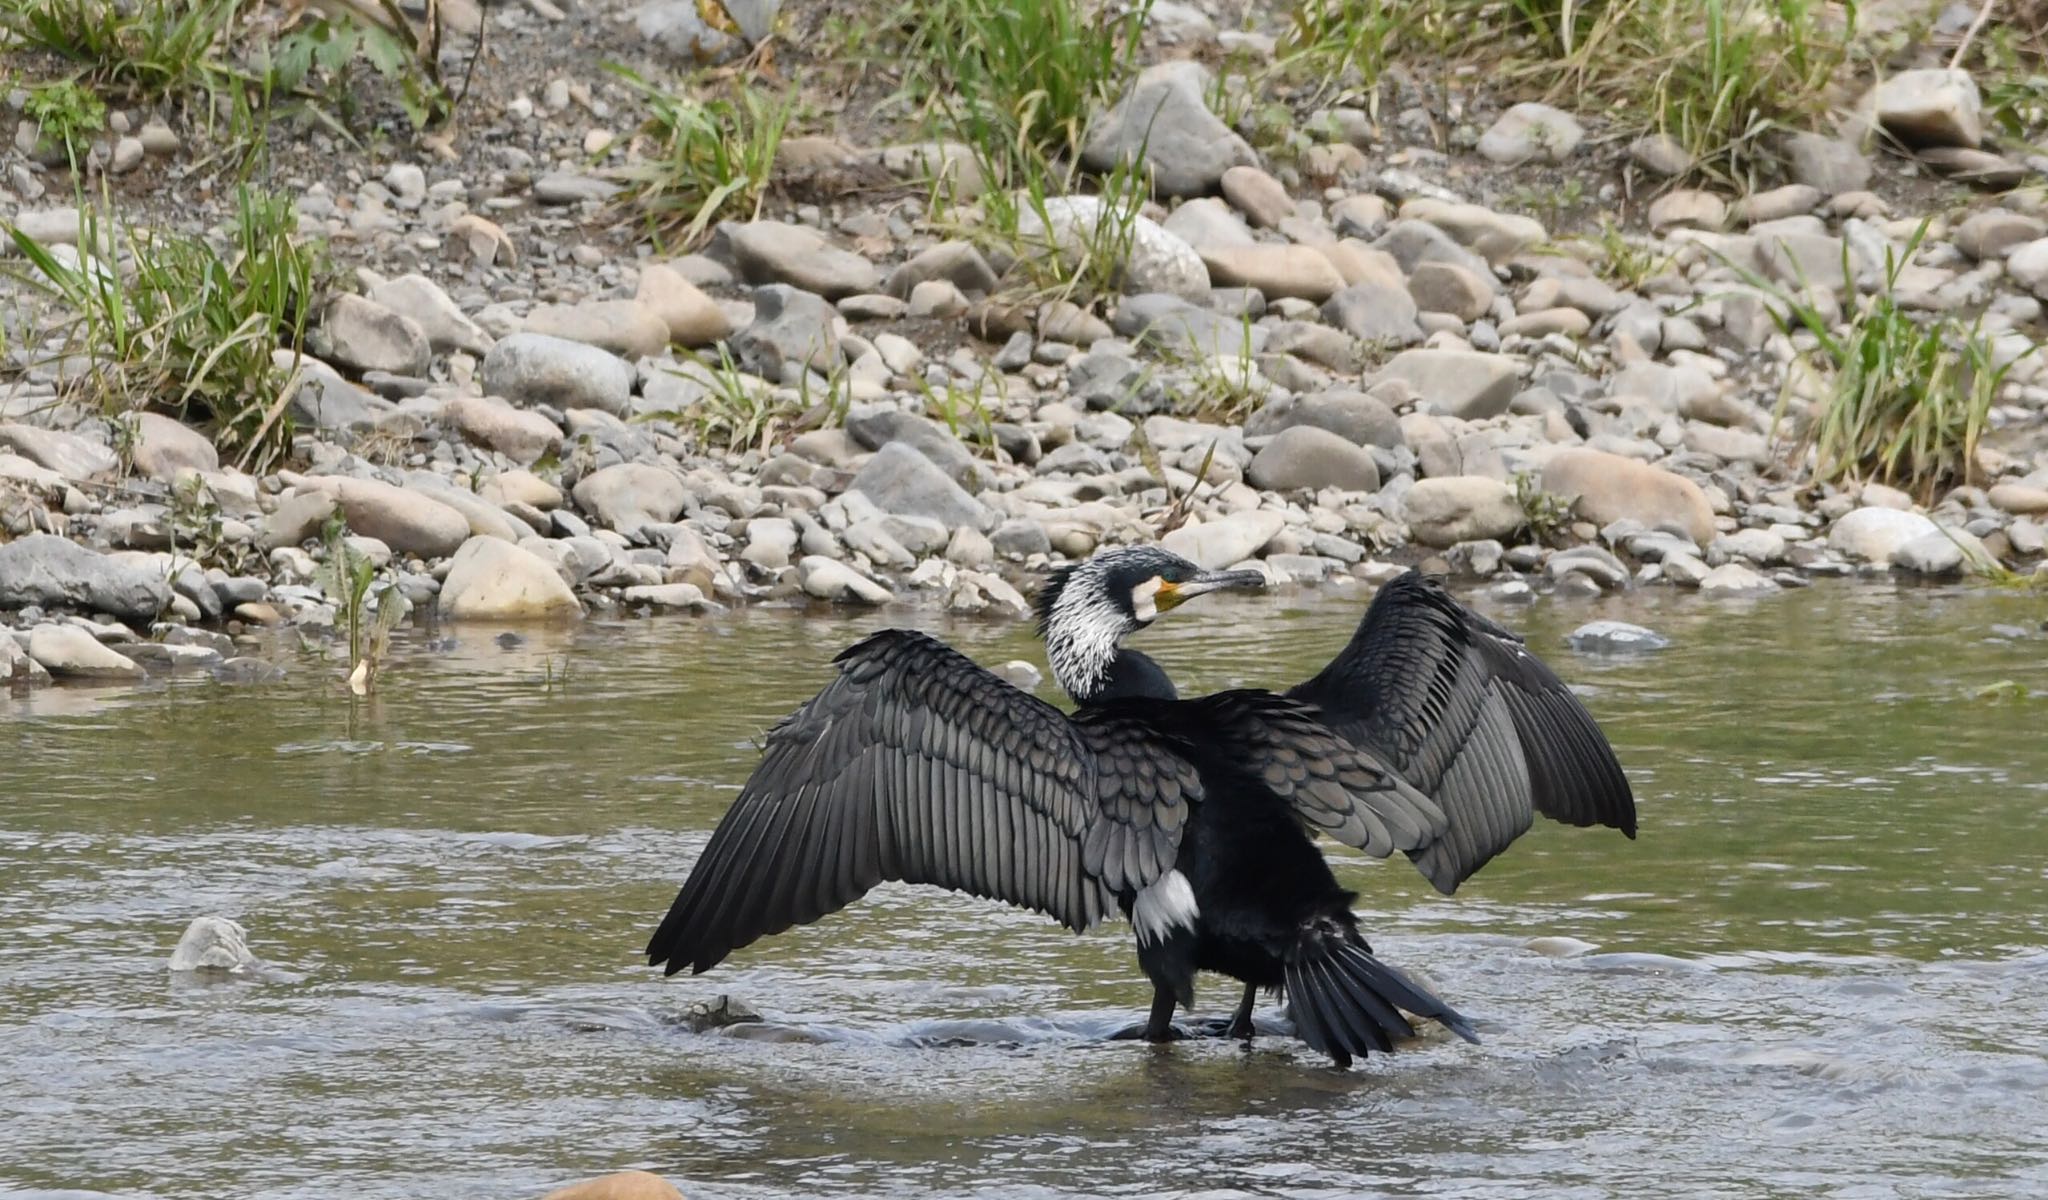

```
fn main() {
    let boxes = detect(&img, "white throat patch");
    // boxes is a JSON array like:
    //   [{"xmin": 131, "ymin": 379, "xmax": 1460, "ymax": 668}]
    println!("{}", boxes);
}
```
[
  {"xmin": 1131, "ymin": 869, "xmax": 1200, "ymax": 945},
  {"xmin": 1129, "ymin": 576, "xmax": 1164, "ymax": 624},
  {"xmin": 1044, "ymin": 560, "xmax": 1132, "ymax": 700}
]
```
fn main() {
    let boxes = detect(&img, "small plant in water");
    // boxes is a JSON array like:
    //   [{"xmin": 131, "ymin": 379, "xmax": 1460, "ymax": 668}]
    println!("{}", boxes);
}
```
[{"xmin": 313, "ymin": 515, "xmax": 409, "ymax": 696}]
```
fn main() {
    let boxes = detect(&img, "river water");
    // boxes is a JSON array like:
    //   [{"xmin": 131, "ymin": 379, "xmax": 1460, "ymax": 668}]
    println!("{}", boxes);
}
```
[{"xmin": 4, "ymin": 578, "xmax": 2046, "ymax": 1199}]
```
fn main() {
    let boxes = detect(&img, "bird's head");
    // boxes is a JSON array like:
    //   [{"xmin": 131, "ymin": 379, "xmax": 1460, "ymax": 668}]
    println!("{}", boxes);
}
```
[{"xmin": 1033, "ymin": 546, "xmax": 1266, "ymax": 702}]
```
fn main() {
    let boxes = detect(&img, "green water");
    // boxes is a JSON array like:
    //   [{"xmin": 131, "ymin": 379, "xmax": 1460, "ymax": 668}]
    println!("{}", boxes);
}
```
[{"xmin": 4, "ymin": 578, "xmax": 2047, "ymax": 1199}]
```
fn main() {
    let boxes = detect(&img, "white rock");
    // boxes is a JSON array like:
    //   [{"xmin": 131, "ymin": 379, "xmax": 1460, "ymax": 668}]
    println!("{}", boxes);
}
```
[
  {"xmin": 1016, "ymin": 196, "xmax": 1210, "ymax": 301},
  {"xmin": 169, "ymin": 916, "xmax": 257, "ymax": 973},
  {"xmin": 26, "ymin": 623, "xmax": 144, "ymax": 679},
  {"xmin": 1697, "ymin": 562, "xmax": 1777, "ymax": 594},
  {"xmin": 436, "ymin": 536, "xmax": 582, "ymax": 620},
  {"xmin": 798, "ymin": 555, "xmax": 892, "ymax": 604},
  {"xmin": 1827, "ymin": 505, "xmax": 1939, "ymax": 563},
  {"xmin": 1160, "ymin": 509, "xmax": 1285, "ymax": 569}
]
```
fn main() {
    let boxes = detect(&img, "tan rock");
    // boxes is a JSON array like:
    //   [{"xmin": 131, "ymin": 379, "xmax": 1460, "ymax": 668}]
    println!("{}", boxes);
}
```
[
  {"xmin": 444, "ymin": 394, "xmax": 564, "ymax": 464},
  {"xmin": 480, "ymin": 469, "xmax": 564, "ymax": 510},
  {"xmin": 127, "ymin": 412, "xmax": 219, "ymax": 481},
  {"xmin": 1219, "ymin": 164, "xmax": 1296, "ymax": 228},
  {"xmin": 1407, "ymin": 261, "xmax": 1494, "ymax": 322},
  {"xmin": 1197, "ymin": 244, "xmax": 1345, "ymax": 301},
  {"xmin": 1540, "ymin": 448, "xmax": 1716, "ymax": 544},
  {"xmin": 523, "ymin": 300, "xmax": 672, "ymax": 359},
  {"xmin": 637, "ymin": 264, "xmax": 732, "ymax": 347},
  {"xmin": 1403, "ymin": 476, "xmax": 1524, "ymax": 547},
  {"xmin": 437, "ymin": 536, "xmax": 582, "ymax": 621},
  {"xmin": 1316, "ymin": 240, "xmax": 1405, "ymax": 289},
  {"xmin": 1988, "ymin": 481, "xmax": 2048, "ymax": 515},
  {"xmin": 27, "ymin": 623, "xmax": 144, "ymax": 680},
  {"xmin": 302, "ymin": 475, "xmax": 471, "ymax": 558}
]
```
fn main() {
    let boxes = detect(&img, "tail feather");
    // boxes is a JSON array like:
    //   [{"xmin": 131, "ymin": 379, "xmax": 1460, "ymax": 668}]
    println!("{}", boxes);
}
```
[{"xmin": 1284, "ymin": 941, "xmax": 1479, "ymax": 1068}]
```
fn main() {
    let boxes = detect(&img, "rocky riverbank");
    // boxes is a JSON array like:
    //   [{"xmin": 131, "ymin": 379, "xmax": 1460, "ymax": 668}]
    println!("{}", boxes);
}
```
[{"xmin": 5, "ymin": 0, "xmax": 2048, "ymax": 688}]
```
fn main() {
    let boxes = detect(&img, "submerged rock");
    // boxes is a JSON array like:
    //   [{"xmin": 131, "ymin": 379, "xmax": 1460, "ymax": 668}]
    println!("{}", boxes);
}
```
[
  {"xmin": 169, "ymin": 916, "xmax": 257, "ymax": 973},
  {"xmin": 540, "ymin": 1170, "xmax": 686, "ymax": 1200},
  {"xmin": 1566, "ymin": 621, "xmax": 1671, "ymax": 654}
]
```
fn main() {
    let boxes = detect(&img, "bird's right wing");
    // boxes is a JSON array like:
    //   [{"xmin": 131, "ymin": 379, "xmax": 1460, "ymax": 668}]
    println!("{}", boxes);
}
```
[
  {"xmin": 1287, "ymin": 571, "xmax": 1636, "ymax": 895},
  {"xmin": 647, "ymin": 629, "xmax": 1201, "ymax": 976}
]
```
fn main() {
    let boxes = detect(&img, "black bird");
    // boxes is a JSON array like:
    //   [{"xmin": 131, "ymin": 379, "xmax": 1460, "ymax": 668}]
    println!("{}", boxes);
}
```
[{"xmin": 646, "ymin": 546, "xmax": 1636, "ymax": 1067}]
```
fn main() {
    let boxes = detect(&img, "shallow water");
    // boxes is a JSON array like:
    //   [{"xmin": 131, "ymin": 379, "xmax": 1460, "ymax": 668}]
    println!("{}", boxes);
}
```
[{"xmin": 5, "ymin": 578, "xmax": 2047, "ymax": 1200}]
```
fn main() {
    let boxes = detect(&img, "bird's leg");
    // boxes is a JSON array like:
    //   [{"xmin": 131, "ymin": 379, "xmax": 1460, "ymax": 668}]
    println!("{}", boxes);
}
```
[
  {"xmin": 1225, "ymin": 982, "xmax": 1257, "ymax": 1040},
  {"xmin": 1109, "ymin": 986, "xmax": 1189, "ymax": 1042}
]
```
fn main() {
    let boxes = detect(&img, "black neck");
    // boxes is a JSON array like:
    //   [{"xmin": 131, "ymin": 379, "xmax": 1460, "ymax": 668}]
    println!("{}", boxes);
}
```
[{"xmin": 1082, "ymin": 648, "xmax": 1178, "ymax": 704}]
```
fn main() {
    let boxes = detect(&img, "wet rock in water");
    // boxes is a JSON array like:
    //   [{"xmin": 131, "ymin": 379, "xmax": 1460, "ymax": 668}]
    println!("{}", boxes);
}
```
[
  {"xmin": 169, "ymin": 916, "xmax": 257, "ymax": 973},
  {"xmin": 572, "ymin": 463, "xmax": 689, "ymax": 535},
  {"xmin": 0, "ymin": 535, "xmax": 173, "ymax": 621},
  {"xmin": 1891, "ymin": 530, "xmax": 1979, "ymax": 577},
  {"xmin": 126, "ymin": 412, "xmax": 219, "ymax": 481},
  {"xmin": 676, "ymin": 993, "xmax": 762, "ymax": 1032},
  {"xmin": 1524, "ymin": 936, "xmax": 1599, "ymax": 958},
  {"xmin": 996, "ymin": 659, "xmax": 1043, "ymax": 691},
  {"xmin": 1018, "ymin": 198, "xmax": 1209, "ymax": 300},
  {"xmin": 213, "ymin": 657, "xmax": 286, "ymax": 684},
  {"xmin": 799, "ymin": 556, "xmax": 892, "ymax": 604},
  {"xmin": 1567, "ymin": 620, "xmax": 1670, "ymax": 654},
  {"xmin": 1698, "ymin": 562, "xmax": 1777, "ymax": 594},
  {"xmin": 847, "ymin": 442, "xmax": 995, "ymax": 531},
  {"xmin": 1827, "ymin": 505, "xmax": 1940, "ymax": 564},
  {"xmin": 1081, "ymin": 60, "xmax": 1257, "ymax": 197},
  {"xmin": 318, "ymin": 294, "xmax": 431, "ymax": 377},
  {"xmin": 367, "ymin": 273, "xmax": 494, "ymax": 355},
  {"xmin": 1541, "ymin": 448, "xmax": 1716, "ymax": 546},
  {"xmin": 1873, "ymin": 68, "xmax": 1982, "ymax": 149},
  {"xmin": 621, "ymin": 583, "xmax": 716, "ymax": 610},
  {"xmin": 1160, "ymin": 509, "xmax": 1284, "ymax": 569},
  {"xmin": 731, "ymin": 284, "xmax": 842, "ymax": 382},
  {"xmin": 2, "ymin": 636, "xmax": 52, "ymax": 686},
  {"xmin": 1476, "ymin": 102, "xmax": 1584, "ymax": 165},
  {"xmin": 124, "ymin": 642, "xmax": 223, "ymax": 669},
  {"xmin": 438, "ymin": 537, "xmax": 582, "ymax": 621},
  {"xmin": 540, "ymin": 1170, "xmax": 687, "ymax": 1200},
  {"xmin": 1246, "ymin": 426, "xmax": 1379, "ymax": 492},
  {"xmin": 303, "ymin": 476, "xmax": 471, "ymax": 559},
  {"xmin": 522, "ymin": 299, "xmax": 672, "ymax": 360},
  {"xmin": 481, "ymin": 333, "xmax": 636, "ymax": 416}
]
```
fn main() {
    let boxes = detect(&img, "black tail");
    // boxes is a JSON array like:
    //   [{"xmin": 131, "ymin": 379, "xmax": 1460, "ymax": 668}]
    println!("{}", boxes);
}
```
[{"xmin": 1284, "ymin": 940, "xmax": 1480, "ymax": 1068}]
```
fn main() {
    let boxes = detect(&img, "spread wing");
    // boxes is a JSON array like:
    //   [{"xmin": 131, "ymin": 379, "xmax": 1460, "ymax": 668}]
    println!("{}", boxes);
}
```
[
  {"xmin": 646, "ymin": 629, "xmax": 1202, "ymax": 976},
  {"xmin": 1182, "ymin": 690, "xmax": 1448, "ymax": 858},
  {"xmin": 1287, "ymin": 570, "xmax": 1636, "ymax": 895}
]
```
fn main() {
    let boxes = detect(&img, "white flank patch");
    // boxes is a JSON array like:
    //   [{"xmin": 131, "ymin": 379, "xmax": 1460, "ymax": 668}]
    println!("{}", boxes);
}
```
[{"xmin": 1131, "ymin": 869, "xmax": 1200, "ymax": 945}]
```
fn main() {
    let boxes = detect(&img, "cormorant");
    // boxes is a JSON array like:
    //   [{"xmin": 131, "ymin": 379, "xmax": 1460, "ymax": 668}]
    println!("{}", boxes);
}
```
[{"xmin": 646, "ymin": 546, "xmax": 1636, "ymax": 1067}]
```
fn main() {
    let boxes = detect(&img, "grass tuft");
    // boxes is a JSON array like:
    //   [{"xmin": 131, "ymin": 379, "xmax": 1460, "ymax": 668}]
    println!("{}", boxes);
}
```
[
  {"xmin": 608, "ymin": 67, "xmax": 796, "ymax": 248},
  {"xmin": 1725, "ymin": 221, "xmax": 2025, "ymax": 503},
  {"xmin": 5, "ymin": 185, "xmax": 330, "ymax": 473}
]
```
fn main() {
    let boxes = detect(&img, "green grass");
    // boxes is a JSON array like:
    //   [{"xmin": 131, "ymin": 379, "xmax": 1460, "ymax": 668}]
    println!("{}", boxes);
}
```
[
  {"xmin": 5, "ymin": 185, "xmax": 329, "ymax": 473},
  {"xmin": 642, "ymin": 347, "xmax": 833, "ymax": 454},
  {"xmin": 2, "ymin": 0, "xmax": 246, "ymax": 101},
  {"xmin": 19, "ymin": 77, "xmax": 105, "ymax": 167},
  {"xmin": 608, "ymin": 67, "xmax": 796, "ymax": 248},
  {"xmin": 1724, "ymin": 222, "xmax": 2023, "ymax": 503}
]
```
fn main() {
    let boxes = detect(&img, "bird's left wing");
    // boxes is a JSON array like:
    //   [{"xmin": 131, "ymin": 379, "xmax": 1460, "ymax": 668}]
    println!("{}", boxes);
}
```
[{"xmin": 647, "ymin": 629, "xmax": 1200, "ymax": 976}]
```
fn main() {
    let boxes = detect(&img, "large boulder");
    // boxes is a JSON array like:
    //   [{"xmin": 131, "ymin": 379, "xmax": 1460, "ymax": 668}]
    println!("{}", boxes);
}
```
[
  {"xmin": 1403, "ymin": 476, "xmax": 1524, "ymax": 547},
  {"xmin": 436, "ymin": 536, "xmax": 582, "ymax": 620},
  {"xmin": 847, "ymin": 442, "xmax": 995, "ymax": 531},
  {"xmin": 26, "ymin": 623, "xmax": 144, "ymax": 679},
  {"xmin": 571, "ymin": 463, "xmax": 689, "ymax": 534},
  {"xmin": 1540, "ymin": 448, "xmax": 1716, "ymax": 544},
  {"xmin": 0, "ymin": 534, "xmax": 172, "ymax": 620},
  {"xmin": 303, "ymin": 476, "xmax": 472, "ymax": 559},
  {"xmin": 1160, "ymin": 508, "xmax": 1284, "ymax": 568},
  {"xmin": 480, "ymin": 333, "xmax": 635, "ymax": 415},
  {"xmin": 1080, "ymin": 60, "xmax": 1257, "ymax": 197},
  {"xmin": 1371, "ymin": 350, "xmax": 1521, "ymax": 420},
  {"xmin": 1246, "ymin": 426, "xmax": 1380, "ymax": 492}
]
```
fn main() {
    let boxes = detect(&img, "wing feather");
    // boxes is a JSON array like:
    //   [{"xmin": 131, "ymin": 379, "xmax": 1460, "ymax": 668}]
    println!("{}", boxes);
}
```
[
  {"xmin": 647, "ymin": 629, "xmax": 1204, "ymax": 976},
  {"xmin": 1288, "ymin": 570, "xmax": 1636, "ymax": 894}
]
